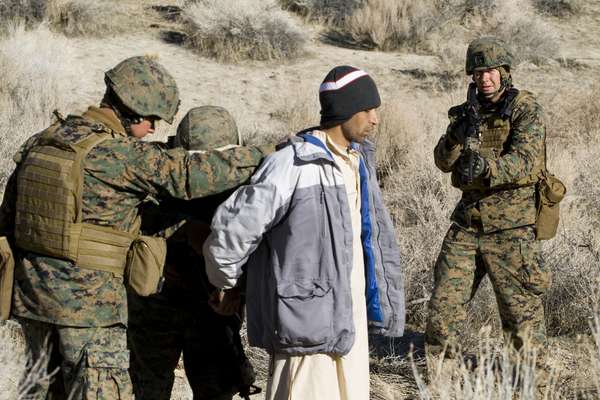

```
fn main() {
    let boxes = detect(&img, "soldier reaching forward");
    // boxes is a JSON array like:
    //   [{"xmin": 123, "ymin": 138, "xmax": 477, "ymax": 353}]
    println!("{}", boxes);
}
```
[
  {"xmin": 426, "ymin": 37, "xmax": 550, "ymax": 370},
  {"xmin": 0, "ymin": 56, "xmax": 272, "ymax": 399}
]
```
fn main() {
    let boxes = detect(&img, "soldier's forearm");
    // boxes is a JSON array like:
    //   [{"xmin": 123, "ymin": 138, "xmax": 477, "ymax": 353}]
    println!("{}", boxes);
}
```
[{"xmin": 187, "ymin": 144, "xmax": 274, "ymax": 198}]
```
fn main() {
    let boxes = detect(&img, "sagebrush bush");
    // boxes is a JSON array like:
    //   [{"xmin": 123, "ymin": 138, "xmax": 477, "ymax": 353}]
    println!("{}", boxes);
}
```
[
  {"xmin": 533, "ymin": 0, "xmax": 584, "ymax": 17},
  {"xmin": 45, "ymin": 0, "xmax": 147, "ymax": 37},
  {"xmin": 0, "ymin": 0, "xmax": 46, "ymax": 34},
  {"xmin": 339, "ymin": 0, "xmax": 445, "ymax": 51},
  {"xmin": 0, "ymin": 0, "xmax": 148, "ymax": 38},
  {"xmin": 183, "ymin": 0, "xmax": 307, "ymax": 62},
  {"xmin": 279, "ymin": 0, "xmax": 361, "ymax": 24}
]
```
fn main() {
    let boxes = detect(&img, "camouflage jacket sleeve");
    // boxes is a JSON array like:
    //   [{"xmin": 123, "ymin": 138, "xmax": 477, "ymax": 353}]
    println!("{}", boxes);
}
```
[
  {"xmin": 486, "ymin": 92, "xmax": 545, "ymax": 188},
  {"xmin": 118, "ymin": 140, "xmax": 274, "ymax": 200},
  {"xmin": 433, "ymin": 104, "xmax": 464, "ymax": 172}
]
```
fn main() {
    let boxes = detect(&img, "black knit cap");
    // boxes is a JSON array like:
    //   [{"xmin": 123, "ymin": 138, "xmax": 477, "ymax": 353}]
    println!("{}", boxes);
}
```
[{"xmin": 319, "ymin": 65, "xmax": 381, "ymax": 128}]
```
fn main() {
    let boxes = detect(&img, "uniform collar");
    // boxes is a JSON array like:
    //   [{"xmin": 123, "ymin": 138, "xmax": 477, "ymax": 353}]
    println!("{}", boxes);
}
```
[{"xmin": 82, "ymin": 106, "xmax": 128, "ymax": 137}]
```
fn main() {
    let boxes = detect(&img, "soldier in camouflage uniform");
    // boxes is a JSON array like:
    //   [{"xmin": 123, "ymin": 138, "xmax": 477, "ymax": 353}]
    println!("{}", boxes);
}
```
[
  {"xmin": 0, "ymin": 57, "xmax": 272, "ymax": 399},
  {"xmin": 426, "ymin": 38, "xmax": 551, "ymax": 361},
  {"xmin": 128, "ymin": 106, "xmax": 256, "ymax": 400}
]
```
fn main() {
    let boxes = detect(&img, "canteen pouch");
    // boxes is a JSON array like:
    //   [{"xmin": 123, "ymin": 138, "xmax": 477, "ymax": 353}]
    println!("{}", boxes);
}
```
[
  {"xmin": 535, "ymin": 171, "xmax": 566, "ymax": 240},
  {"xmin": 0, "ymin": 237, "xmax": 15, "ymax": 320},
  {"xmin": 126, "ymin": 235, "xmax": 167, "ymax": 296}
]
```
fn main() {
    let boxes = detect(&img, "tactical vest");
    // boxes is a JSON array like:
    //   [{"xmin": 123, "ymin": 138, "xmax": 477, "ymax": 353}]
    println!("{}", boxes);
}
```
[
  {"xmin": 14, "ymin": 119, "xmax": 138, "ymax": 275},
  {"xmin": 452, "ymin": 90, "xmax": 544, "ymax": 192}
]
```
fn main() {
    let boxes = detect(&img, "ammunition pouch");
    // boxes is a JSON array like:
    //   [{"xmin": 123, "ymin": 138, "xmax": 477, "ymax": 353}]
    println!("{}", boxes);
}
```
[
  {"xmin": 0, "ymin": 237, "xmax": 15, "ymax": 320},
  {"xmin": 535, "ymin": 170, "xmax": 566, "ymax": 240},
  {"xmin": 126, "ymin": 235, "xmax": 167, "ymax": 296}
]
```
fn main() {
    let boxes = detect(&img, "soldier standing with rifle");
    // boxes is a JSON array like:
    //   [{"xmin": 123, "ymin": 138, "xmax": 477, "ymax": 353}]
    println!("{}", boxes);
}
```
[{"xmin": 426, "ymin": 37, "xmax": 552, "ymax": 376}]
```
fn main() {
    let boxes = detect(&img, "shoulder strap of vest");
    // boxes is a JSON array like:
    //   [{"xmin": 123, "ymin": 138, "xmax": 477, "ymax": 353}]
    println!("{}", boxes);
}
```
[
  {"xmin": 499, "ymin": 88, "xmax": 520, "ymax": 120},
  {"xmin": 71, "ymin": 132, "xmax": 113, "ymax": 223}
]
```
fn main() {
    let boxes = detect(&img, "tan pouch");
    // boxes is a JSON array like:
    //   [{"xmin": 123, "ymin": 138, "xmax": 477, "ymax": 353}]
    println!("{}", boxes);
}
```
[
  {"xmin": 0, "ymin": 237, "xmax": 15, "ymax": 320},
  {"xmin": 126, "ymin": 235, "xmax": 167, "ymax": 296},
  {"xmin": 535, "ymin": 170, "xmax": 566, "ymax": 240}
]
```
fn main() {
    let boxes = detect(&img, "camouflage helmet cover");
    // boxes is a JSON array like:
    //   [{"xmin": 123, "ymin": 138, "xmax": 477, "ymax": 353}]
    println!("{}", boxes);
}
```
[
  {"xmin": 105, "ymin": 56, "xmax": 180, "ymax": 124},
  {"xmin": 465, "ymin": 37, "xmax": 513, "ymax": 75},
  {"xmin": 175, "ymin": 106, "xmax": 240, "ymax": 151}
]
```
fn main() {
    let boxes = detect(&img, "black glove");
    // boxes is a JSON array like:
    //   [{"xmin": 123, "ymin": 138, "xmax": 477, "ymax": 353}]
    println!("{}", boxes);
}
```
[
  {"xmin": 457, "ymin": 151, "xmax": 489, "ymax": 183},
  {"xmin": 445, "ymin": 118, "xmax": 469, "ymax": 148}
]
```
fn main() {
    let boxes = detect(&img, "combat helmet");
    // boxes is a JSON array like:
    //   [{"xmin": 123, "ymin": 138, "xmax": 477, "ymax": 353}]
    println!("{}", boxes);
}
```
[
  {"xmin": 105, "ymin": 56, "xmax": 180, "ymax": 124},
  {"xmin": 465, "ymin": 37, "xmax": 513, "ymax": 75},
  {"xmin": 175, "ymin": 106, "xmax": 241, "ymax": 151}
]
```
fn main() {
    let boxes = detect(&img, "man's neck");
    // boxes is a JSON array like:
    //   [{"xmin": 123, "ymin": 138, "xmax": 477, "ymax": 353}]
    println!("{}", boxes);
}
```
[
  {"xmin": 481, "ymin": 87, "xmax": 506, "ymax": 104},
  {"xmin": 321, "ymin": 125, "xmax": 349, "ymax": 148}
]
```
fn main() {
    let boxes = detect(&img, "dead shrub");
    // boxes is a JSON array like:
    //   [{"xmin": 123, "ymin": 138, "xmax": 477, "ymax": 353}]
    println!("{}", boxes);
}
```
[
  {"xmin": 0, "ymin": 24, "xmax": 83, "ymax": 190},
  {"xmin": 533, "ymin": 0, "xmax": 584, "ymax": 17},
  {"xmin": 0, "ymin": 0, "xmax": 46, "ymax": 34},
  {"xmin": 183, "ymin": 0, "xmax": 307, "ymax": 62},
  {"xmin": 0, "ymin": 0, "xmax": 148, "ymax": 38},
  {"xmin": 278, "ymin": 0, "xmax": 360, "ymax": 24},
  {"xmin": 45, "ymin": 0, "xmax": 148, "ymax": 37}
]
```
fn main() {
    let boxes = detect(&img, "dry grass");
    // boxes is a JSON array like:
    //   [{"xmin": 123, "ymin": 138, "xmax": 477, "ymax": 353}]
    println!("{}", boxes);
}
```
[
  {"xmin": 0, "ymin": 24, "xmax": 84, "ymax": 192},
  {"xmin": 414, "ymin": 331, "xmax": 563, "ymax": 400},
  {"xmin": 290, "ymin": 0, "xmax": 561, "ymax": 69},
  {"xmin": 533, "ymin": 0, "xmax": 584, "ymax": 17},
  {"xmin": 0, "ymin": 0, "xmax": 150, "ymax": 38},
  {"xmin": 182, "ymin": 0, "xmax": 307, "ymax": 62},
  {"xmin": 278, "ymin": 0, "xmax": 361, "ymax": 24}
]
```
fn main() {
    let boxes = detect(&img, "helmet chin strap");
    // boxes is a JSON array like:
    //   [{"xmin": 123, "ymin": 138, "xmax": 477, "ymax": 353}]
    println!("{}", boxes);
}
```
[{"xmin": 100, "ymin": 88, "xmax": 143, "ymax": 135}]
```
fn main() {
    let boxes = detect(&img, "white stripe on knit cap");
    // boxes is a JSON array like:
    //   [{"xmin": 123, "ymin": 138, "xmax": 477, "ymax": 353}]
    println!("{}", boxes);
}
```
[{"xmin": 319, "ymin": 70, "xmax": 368, "ymax": 92}]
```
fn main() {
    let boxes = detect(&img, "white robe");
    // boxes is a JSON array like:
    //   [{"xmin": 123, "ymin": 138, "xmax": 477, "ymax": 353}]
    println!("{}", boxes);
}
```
[{"xmin": 265, "ymin": 132, "xmax": 370, "ymax": 400}]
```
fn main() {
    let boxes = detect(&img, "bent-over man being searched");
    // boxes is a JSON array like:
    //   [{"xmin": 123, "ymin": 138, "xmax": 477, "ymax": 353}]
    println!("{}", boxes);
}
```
[
  {"xmin": 128, "ymin": 106, "xmax": 259, "ymax": 400},
  {"xmin": 203, "ymin": 66, "xmax": 405, "ymax": 400}
]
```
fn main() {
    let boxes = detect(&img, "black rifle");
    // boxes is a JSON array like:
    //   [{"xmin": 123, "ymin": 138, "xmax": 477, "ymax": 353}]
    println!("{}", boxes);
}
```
[{"xmin": 462, "ymin": 82, "xmax": 482, "ymax": 185}]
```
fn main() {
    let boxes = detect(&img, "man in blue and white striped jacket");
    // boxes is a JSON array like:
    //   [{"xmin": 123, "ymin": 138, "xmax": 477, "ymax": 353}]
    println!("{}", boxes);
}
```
[{"xmin": 204, "ymin": 66, "xmax": 405, "ymax": 400}]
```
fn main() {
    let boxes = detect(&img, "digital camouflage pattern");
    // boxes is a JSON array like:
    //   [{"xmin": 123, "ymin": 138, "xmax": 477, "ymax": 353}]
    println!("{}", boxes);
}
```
[
  {"xmin": 175, "ymin": 106, "xmax": 241, "ymax": 151},
  {"xmin": 428, "ymin": 85, "xmax": 549, "ymax": 360},
  {"xmin": 6, "ymin": 106, "xmax": 271, "ymax": 326},
  {"xmin": 465, "ymin": 37, "xmax": 514, "ymax": 75},
  {"xmin": 17, "ymin": 317, "xmax": 131, "ymax": 399},
  {"xmin": 0, "ymin": 105, "xmax": 272, "ymax": 399},
  {"xmin": 434, "ymin": 90, "xmax": 545, "ymax": 233},
  {"xmin": 128, "ymin": 108, "xmax": 253, "ymax": 398},
  {"xmin": 425, "ymin": 225, "xmax": 550, "ymax": 354},
  {"xmin": 105, "ymin": 56, "xmax": 180, "ymax": 124}
]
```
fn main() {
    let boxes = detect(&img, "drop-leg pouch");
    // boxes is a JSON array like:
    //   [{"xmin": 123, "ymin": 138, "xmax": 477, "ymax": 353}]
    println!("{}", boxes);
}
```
[{"xmin": 0, "ymin": 237, "xmax": 15, "ymax": 320}]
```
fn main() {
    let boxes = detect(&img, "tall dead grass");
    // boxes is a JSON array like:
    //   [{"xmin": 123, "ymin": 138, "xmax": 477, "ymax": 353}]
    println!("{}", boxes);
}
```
[
  {"xmin": 414, "ymin": 330, "xmax": 562, "ymax": 400},
  {"xmin": 0, "ymin": 0, "xmax": 149, "ymax": 38},
  {"xmin": 289, "ymin": 0, "xmax": 560, "ymax": 68},
  {"xmin": 182, "ymin": 0, "xmax": 307, "ymax": 62},
  {"xmin": 0, "ymin": 24, "xmax": 84, "ymax": 192}
]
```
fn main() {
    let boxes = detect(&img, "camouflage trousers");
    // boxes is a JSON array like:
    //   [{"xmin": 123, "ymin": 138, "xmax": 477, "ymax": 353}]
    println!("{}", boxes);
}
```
[
  {"xmin": 127, "ymin": 290, "xmax": 238, "ymax": 400},
  {"xmin": 17, "ymin": 317, "xmax": 132, "ymax": 400},
  {"xmin": 425, "ymin": 224, "xmax": 551, "ymax": 356}
]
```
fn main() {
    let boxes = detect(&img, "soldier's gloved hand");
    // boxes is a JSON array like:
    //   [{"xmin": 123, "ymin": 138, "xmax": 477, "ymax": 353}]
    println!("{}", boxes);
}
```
[
  {"xmin": 445, "ymin": 118, "xmax": 469, "ymax": 148},
  {"xmin": 209, "ymin": 287, "xmax": 241, "ymax": 316},
  {"xmin": 457, "ymin": 151, "xmax": 489, "ymax": 182}
]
